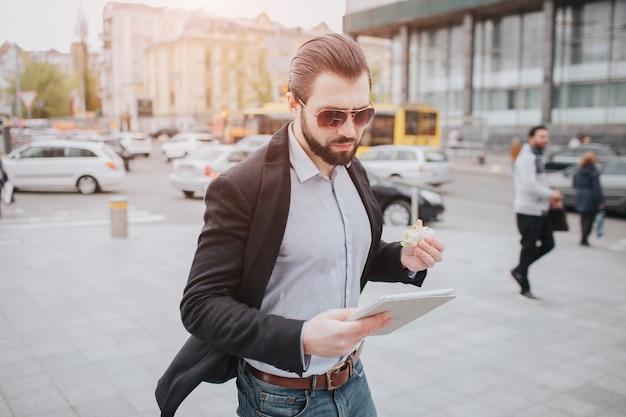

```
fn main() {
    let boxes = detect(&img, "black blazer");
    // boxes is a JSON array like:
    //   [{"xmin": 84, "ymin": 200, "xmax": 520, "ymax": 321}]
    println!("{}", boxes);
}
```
[{"xmin": 156, "ymin": 124, "xmax": 426, "ymax": 416}]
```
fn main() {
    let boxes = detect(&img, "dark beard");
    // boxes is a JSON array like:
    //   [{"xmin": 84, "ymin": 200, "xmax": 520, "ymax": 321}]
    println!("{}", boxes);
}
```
[{"xmin": 300, "ymin": 112, "xmax": 358, "ymax": 166}]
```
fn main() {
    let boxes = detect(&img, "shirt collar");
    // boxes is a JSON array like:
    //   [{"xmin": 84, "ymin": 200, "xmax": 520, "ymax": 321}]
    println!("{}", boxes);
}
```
[{"xmin": 288, "ymin": 123, "xmax": 320, "ymax": 183}]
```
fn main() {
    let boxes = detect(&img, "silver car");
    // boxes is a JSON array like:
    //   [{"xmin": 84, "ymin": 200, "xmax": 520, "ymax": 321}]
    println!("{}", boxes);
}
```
[
  {"xmin": 169, "ymin": 145, "xmax": 254, "ymax": 198},
  {"xmin": 547, "ymin": 157, "xmax": 626, "ymax": 215},
  {"xmin": 358, "ymin": 145, "xmax": 452, "ymax": 186}
]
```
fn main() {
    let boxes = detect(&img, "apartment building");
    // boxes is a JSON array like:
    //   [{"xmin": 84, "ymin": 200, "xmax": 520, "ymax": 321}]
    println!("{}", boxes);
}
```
[
  {"xmin": 344, "ymin": 0, "xmax": 626, "ymax": 148},
  {"xmin": 100, "ymin": 2, "xmax": 332, "ymax": 133}
]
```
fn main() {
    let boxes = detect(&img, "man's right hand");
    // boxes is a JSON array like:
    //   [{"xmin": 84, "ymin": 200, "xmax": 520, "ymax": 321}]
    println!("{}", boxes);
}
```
[{"xmin": 302, "ymin": 309, "xmax": 391, "ymax": 357}]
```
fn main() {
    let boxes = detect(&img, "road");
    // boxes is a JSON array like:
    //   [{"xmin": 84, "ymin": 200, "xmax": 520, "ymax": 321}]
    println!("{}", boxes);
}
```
[{"xmin": 2, "ymin": 145, "xmax": 625, "ymax": 249}]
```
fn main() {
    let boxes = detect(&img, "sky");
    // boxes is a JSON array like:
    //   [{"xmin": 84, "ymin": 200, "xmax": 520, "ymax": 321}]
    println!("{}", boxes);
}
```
[{"xmin": 0, "ymin": 0, "xmax": 346, "ymax": 53}]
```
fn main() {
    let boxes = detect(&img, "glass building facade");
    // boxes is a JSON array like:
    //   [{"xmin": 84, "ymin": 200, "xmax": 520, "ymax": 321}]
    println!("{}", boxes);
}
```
[{"xmin": 345, "ymin": 0, "xmax": 626, "ymax": 147}]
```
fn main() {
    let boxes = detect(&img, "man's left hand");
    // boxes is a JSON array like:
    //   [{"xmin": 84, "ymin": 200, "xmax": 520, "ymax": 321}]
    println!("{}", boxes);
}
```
[{"xmin": 400, "ymin": 236, "xmax": 445, "ymax": 272}]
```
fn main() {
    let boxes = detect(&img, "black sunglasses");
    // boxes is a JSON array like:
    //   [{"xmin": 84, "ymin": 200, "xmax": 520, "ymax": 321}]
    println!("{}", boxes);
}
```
[{"xmin": 298, "ymin": 99, "xmax": 375, "ymax": 129}]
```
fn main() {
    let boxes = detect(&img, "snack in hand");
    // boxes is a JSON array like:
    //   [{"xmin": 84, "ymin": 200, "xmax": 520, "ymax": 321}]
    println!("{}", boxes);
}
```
[{"xmin": 401, "ymin": 219, "xmax": 434, "ymax": 247}]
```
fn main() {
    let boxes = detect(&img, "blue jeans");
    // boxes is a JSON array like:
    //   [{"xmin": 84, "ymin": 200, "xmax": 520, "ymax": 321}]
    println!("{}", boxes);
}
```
[{"xmin": 236, "ymin": 359, "xmax": 377, "ymax": 417}]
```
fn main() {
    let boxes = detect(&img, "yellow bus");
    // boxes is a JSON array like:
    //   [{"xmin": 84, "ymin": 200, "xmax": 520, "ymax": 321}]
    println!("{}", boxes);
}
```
[
  {"xmin": 223, "ymin": 102, "xmax": 293, "ymax": 144},
  {"xmin": 358, "ymin": 103, "xmax": 440, "ymax": 155}
]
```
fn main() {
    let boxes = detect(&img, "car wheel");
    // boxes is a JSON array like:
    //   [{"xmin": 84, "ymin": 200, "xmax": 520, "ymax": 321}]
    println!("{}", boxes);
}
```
[
  {"xmin": 382, "ymin": 199, "xmax": 412, "ymax": 226},
  {"xmin": 183, "ymin": 190, "xmax": 194, "ymax": 198},
  {"xmin": 77, "ymin": 176, "xmax": 98, "ymax": 195},
  {"xmin": 161, "ymin": 152, "xmax": 170, "ymax": 163}
]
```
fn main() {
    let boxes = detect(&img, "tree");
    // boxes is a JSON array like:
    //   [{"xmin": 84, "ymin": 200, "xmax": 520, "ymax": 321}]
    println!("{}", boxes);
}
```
[
  {"xmin": 67, "ymin": 68, "xmax": 101, "ymax": 114},
  {"xmin": 8, "ymin": 61, "xmax": 72, "ymax": 118}
]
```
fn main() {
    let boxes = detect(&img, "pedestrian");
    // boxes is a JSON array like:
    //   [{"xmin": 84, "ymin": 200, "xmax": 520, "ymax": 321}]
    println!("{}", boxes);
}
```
[
  {"xmin": 510, "ymin": 125, "xmax": 563, "ymax": 305},
  {"xmin": 581, "ymin": 135, "xmax": 592, "ymax": 144},
  {"xmin": 573, "ymin": 151, "xmax": 604, "ymax": 246},
  {"xmin": 510, "ymin": 136, "xmax": 522, "ymax": 164},
  {"xmin": 568, "ymin": 136, "xmax": 581, "ymax": 148},
  {"xmin": 156, "ymin": 33, "xmax": 446, "ymax": 417}
]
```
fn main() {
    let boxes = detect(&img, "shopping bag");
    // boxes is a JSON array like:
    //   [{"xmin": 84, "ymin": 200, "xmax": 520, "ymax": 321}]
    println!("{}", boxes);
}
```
[
  {"xmin": 548, "ymin": 207, "xmax": 569, "ymax": 232},
  {"xmin": 594, "ymin": 210, "xmax": 605, "ymax": 238},
  {"xmin": 1, "ymin": 181, "xmax": 14, "ymax": 205}
]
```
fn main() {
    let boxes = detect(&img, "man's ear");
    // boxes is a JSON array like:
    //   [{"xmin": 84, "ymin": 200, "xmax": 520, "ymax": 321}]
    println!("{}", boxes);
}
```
[{"xmin": 286, "ymin": 92, "xmax": 299, "ymax": 116}]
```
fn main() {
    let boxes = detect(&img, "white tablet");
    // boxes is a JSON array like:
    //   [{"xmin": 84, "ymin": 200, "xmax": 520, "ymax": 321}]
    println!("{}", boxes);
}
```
[{"xmin": 349, "ymin": 289, "xmax": 456, "ymax": 336}]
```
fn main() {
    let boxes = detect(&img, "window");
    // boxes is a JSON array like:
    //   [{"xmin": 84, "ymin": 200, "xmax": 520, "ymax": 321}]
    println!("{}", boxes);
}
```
[
  {"xmin": 487, "ymin": 90, "xmax": 507, "ymax": 110},
  {"xmin": 521, "ymin": 12, "xmax": 544, "ymax": 68},
  {"xmin": 425, "ymin": 151, "xmax": 448, "ymax": 163},
  {"xmin": 610, "ymin": 82, "xmax": 626, "ymax": 107},
  {"xmin": 567, "ymin": 2, "xmax": 611, "ymax": 64},
  {"xmin": 66, "ymin": 148, "xmax": 96, "ymax": 157},
  {"xmin": 363, "ymin": 115, "xmax": 394, "ymax": 147},
  {"xmin": 405, "ymin": 111, "xmax": 420, "ymax": 135},
  {"xmin": 567, "ymin": 83, "xmax": 604, "ymax": 107},
  {"xmin": 602, "ymin": 162, "xmax": 626, "ymax": 176},
  {"xmin": 396, "ymin": 151, "xmax": 417, "ymax": 161},
  {"xmin": 491, "ymin": 16, "xmax": 520, "ymax": 72},
  {"xmin": 521, "ymin": 88, "xmax": 541, "ymax": 109}
]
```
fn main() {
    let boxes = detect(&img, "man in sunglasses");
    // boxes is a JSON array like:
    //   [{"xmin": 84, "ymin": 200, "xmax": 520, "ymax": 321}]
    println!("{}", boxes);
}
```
[{"xmin": 157, "ymin": 33, "xmax": 446, "ymax": 417}]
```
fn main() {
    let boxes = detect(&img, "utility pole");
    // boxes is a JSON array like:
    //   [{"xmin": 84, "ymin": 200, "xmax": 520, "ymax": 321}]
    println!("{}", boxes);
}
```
[
  {"xmin": 75, "ymin": 1, "xmax": 89, "ymax": 117},
  {"xmin": 15, "ymin": 43, "xmax": 21, "ymax": 120}
]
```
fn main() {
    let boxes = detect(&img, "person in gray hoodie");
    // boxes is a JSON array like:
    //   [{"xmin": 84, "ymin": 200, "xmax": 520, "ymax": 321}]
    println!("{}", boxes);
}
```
[{"xmin": 510, "ymin": 125, "xmax": 563, "ymax": 304}]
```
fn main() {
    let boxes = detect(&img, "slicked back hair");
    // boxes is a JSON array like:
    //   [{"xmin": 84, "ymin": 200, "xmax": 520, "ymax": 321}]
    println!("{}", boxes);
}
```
[{"xmin": 288, "ymin": 33, "xmax": 371, "ymax": 104}]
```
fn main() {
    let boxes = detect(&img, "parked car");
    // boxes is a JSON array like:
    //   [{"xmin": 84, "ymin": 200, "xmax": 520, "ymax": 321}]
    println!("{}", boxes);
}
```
[
  {"xmin": 118, "ymin": 132, "xmax": 153, "ymax": 157},
  {"xmin": 369, "ymin": 174, "xmax": 444, "ymax": 226},
  {"xmin": 100, "ymin": 137, "xmax": 134, "ymax": 172},
  {"xmin": 547, "ymin": 157, "xmax": 626, "ymax": 215},
  {"xmin": 69, "ymin": 132, "xmax": 134, "ymax": 172},
  {"xmin": 169, "ymin": 145, "xmax": 254, "ymax": 198},
  {"xmin": 236, "ymin": 134, "xmax": 272, "ymax": 150},
  {"xmin": 161, "ymin": 132, "xmax": 220, "ymax": 162},
  {"xmin": 545, "ymin": 144, "xmax": 619, "ymax": 172},
  {"xmin": 2, "ymin": 140, "xmax": 125, "ymax": 194},
  {"xmin": 358, "ymin": 145, "xmax": 452, "ymax": 186}
]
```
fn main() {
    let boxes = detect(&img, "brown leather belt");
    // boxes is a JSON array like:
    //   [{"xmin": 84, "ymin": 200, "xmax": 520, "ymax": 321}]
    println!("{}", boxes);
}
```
[{"xmin": 245, "ymin": 342, "xmax": 363, "ymax": 391}]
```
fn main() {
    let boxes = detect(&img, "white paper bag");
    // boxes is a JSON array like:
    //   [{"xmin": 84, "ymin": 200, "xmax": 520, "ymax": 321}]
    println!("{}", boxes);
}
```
[{"xmin": 2, "ymin": 181, "xmax": 14, "ymax": 205}]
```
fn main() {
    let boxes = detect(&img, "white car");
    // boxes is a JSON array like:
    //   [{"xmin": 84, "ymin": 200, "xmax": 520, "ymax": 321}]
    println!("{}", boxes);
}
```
[
  {"xmin": 358, "ymin": 145, "xmax": 452, "ymax": 186},
  {"xmin": 169, "ymin": 145, "xmax": 254, "ymax": 198},
  {"xmin": 2, "ymin": 140, "xmax": 125, "ymax": 194},
  {"xmin": 161, "ymin": 132, "xmax": 220, "ymax": 162},
  {"xmin": 119, "ymin": 132, "xmax": 153, "ymax": 157}
]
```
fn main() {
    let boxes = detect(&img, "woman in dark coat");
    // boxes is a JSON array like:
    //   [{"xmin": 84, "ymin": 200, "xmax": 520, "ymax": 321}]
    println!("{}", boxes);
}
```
[{"xmin": 573, "ymin": 151, "xmax": 604, "ymax": 246}]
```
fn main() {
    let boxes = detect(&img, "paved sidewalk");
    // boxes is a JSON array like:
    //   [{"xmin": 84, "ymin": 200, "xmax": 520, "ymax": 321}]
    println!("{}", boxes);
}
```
[{"xmin": 1, "ymin": 155, "xmax": 625, "ymax": 417}]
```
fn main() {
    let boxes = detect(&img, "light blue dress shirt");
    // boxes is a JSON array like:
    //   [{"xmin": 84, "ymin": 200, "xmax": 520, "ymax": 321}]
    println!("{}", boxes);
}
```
[{"xmin": 246, "ymin": 124, "xmax": 371, "ymax": 377}]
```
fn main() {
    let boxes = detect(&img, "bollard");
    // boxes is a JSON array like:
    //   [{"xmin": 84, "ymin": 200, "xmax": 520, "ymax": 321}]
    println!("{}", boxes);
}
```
[
  {"xmin": 110, "ymin": 196, "xmax": 128, "ymax": 238},
  {"xmin": 411, "ymin": 187, "xmax": 420, "ymax": 224}
]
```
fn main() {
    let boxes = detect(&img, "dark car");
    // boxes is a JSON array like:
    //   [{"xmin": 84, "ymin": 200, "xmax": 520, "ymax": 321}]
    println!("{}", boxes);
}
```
[
  {"xmin": 150, "ymin": 126, "xmax": 179, "ymax": 139},
  {"xmin": 545, "ymin": 144, "xmax": 619, "ymax": 172},
  {"xmin": 369, "ymin": 175, "xmax": 444, "ymax": 226},
  {"xmin": 547, "ymin": 157, "xmax": 626, "ymax": 216}
]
